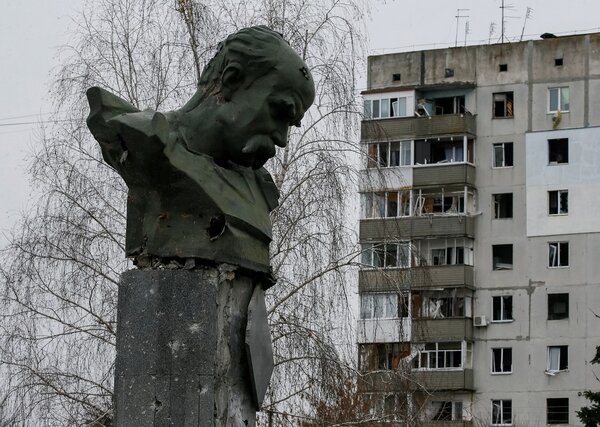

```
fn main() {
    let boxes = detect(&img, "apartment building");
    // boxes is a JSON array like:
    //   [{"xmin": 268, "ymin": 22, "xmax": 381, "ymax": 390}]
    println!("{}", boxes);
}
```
[{"xmin": 357, "ymin": 33, "xmax": 600, "ymax": 426}]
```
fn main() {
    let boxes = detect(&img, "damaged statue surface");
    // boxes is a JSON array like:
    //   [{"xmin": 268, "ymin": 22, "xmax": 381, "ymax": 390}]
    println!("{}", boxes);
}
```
[{"xmin": 86, "ymin": 26, "xmax": 315, "ymax": 274}]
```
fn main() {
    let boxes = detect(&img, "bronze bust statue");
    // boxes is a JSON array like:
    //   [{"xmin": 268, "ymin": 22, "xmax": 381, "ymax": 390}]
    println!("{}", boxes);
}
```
[{"xmin": 86, "ymin": 26, "xmax": 315, "ymax": 274}]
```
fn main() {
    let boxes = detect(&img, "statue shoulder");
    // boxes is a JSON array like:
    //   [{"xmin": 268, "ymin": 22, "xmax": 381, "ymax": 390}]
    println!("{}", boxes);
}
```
[{"xmin": 254, "ymin": 168, "xmax": 279, "ymax": 211}]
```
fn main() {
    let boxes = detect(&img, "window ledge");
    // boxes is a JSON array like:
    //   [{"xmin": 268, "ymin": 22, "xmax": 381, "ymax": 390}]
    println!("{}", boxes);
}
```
[
  {"xmin": 547, "ymin": 111, "xmax": 570, "ymax": 115},
  {"xmin": 547, "ymin": 162, "xmax": 569, "ymax": 166},
  {"xmin": 490, "ymin": 319, "xmax": 514, "ymax": 324},
  {"xmin": 492, "ymin": 166, "xmax": 514, "ymax": 169},
  {"xmin": 548, "ymin": 213, "xmax": 568, "ymax": 217},
  {"xmin": 492, "ymin": 116, "xmax": 514, "ymax": 120},
  {"xmin": 491, "ymin": 371, "xmax": 513, "ymax": 375},
  {"xmin": 548, "ymin": 266, "xmax": 570, "ymax": 269}
]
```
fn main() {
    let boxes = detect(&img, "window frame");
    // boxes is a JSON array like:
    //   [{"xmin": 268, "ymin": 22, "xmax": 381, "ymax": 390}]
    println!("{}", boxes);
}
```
[
  {"xmin": 547, "ymin": 345, "xmax": 568, "ymax": 372},
  {"xmin": 491, "ymin": 399, "xmax": 512, "ymax": 426},
  {"xmin": 360, "ymin": 242, "xmax": 411, "ymax": 269},
  {"xmin": 493, "ymin": 193, "xmax": 513, "ymax": 219},
  {"xmin": 492, "ymin": 295, "xmax": 513, "ymax": 323},
  {"xmin": 548, "ymin": 190, "xmax": 568, "ymax": 216},
  {"xmin": 548, "ymin": 241, "xmax": 569, "ymax": 268},
  {"xmin": 491, "ymin": 347, "xmax": 513, "ymax": 374},
  {"xmin": 547, "ymin": 397, "xmax": 569, "ymax": 424},
  {"xmin": 548, "ymin": 87, "xmax": 570, "ymax": 113},
  {"xmin": 548, "ymin": 138, "xmax": 569, "ymax": 165},
  {"xmin": 366, "ymin": 140, "xmax": 412, "ymax": 168},
  {"xmin": 430, "ymin": 401, "xmax": 463, "ymax": 421},
  {"xmin": 412, "ymin": 341, "xmax": 469, "ymax": 371},
  {"xmin": 363, "ymin": 96, "xmax": 409, "ymax": 119},
  {"xmin": 492, "ymin": 244, "xmax": 513, "ymax": 270},
  {"xmin": 493, "ymin": 91, "xmax": 514, "ymax": 119},
  {"xmin": 548, "ymin": 293, "xmax": 569, "ymax": 320},
  {"xmin": 360, "ymin": 292, "xmax": 409, "ymax": 320},
  {"xmin": 492, "ymin": 142, "xmax": 514, "ymax": 168}
]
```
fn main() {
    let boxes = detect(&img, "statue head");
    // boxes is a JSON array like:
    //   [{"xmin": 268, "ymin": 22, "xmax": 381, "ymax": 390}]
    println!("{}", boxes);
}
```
[{"xmin": 178, "ymin": 26, "xmax": 316, "ymax": 169}]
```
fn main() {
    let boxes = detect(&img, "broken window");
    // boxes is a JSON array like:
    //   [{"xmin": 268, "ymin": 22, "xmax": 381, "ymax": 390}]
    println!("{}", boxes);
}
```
[
  {"xmin": 548, "ymin": 242, "xmax": 569, "ymax": 268},
  {"xmin": 417, "ymin": 289, "xmax": 466, "ymax": 319},
  {"xmin": 547, "ymin": 346, "xmax": 568, "ymax": 372},
  {"xmin": 548, "ymin": 293, "xmax": 569, "ymax": 320},
  {"xmin": 549, "ymin": 87, "xmax": 570, "ymax": 112},
  {"xmin": 359, "ymin": 343, "xmax": 410, "ymax": 371},
  {"xmin": 491, "ymin": 400, "xmax": 512, "ymax": 426},
  {"xmin": 392, "ymin": 73, "xmax": 401, "ymax": 81},
  {"xmin": 548, "ymin": 138, "xmax": 568, "ymax": 164},
  {"xmin": 555, "ymin": 57, "xmax": 563, "ymax": 67},
  {"xmin": 413, "ymin": 342, "xmax": 466, "ymax": 370},
  {"xmin": 414, "ymin": 138, "xmax": 464, "ymax": 164},
  {"xmin": 499, "ymin": 63, "xmax": 508, "ymax": 72},
  {"xmin": 366, "ymin": 140, "xmax": 411, "ymax": 168},
  {"xmin": 360, "ymin": 242, "xmax": 411, "ymax": 269},
  {"xmin": 548, "ymin": 190, "xmax": 568, "ymax": 215},
  {"xmin": 492, "ymin": 295, "xmax": 513, "ymax": 322},
  {"xmin": 493, "ymin": 142, "xmax": 514, "ymax": 167},
  {"xmin": 433, "ymin": 96, "xmax": 465, "ymax": 115},
  {"xmin": 547, "ymin": 398, "xmax": 569, "ymax": 424},
  {"xmin": 492, "ymin": 348, "xmax": 513, "ymax": 374},
  {"xmin": 363, "ymin": 96, "xmax": 408, "ymax": 119},
  {"xmin": 492, "ymin": 244, "xmax": 513, "ymax": 270},
  {"xmin": 360, "ymin": 292, "xmax": 408, "ymax": 319},
  {"xmin": 493, "ymin": 193, "xmax": 513, "ymax": 219},
  {"xmin": 493, "ymin": 92, "xmax": 514, "ymax": 118},
  {"xmin": 430, "ymin": 401, "xmax": 463, "ymax": 421},
  {"xmin": 361, "ymin": 191, "xmax": 411, "ymax": 218}
]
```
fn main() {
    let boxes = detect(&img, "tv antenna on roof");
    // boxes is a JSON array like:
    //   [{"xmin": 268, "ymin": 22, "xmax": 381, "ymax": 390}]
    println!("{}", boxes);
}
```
[
  {"xmin": 500, "ymin": 0, "xmax": 518, "ymax": 43},
  {"xmin": 455, "ymin": 9, "xmax": 470, "ymax": 47}
]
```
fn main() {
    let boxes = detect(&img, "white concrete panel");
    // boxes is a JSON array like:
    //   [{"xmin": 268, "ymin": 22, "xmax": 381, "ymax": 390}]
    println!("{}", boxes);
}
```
[
  {"xmin": 526, "ymin": 127, "xmax": 600, "ymax": 236},
  {"xmin": 358, "ymin": 167, "xmax": 412, "ymax": 191},
  {"xmin": 356, "ymin": 318, "xmax": 410, "ymax": 343}
]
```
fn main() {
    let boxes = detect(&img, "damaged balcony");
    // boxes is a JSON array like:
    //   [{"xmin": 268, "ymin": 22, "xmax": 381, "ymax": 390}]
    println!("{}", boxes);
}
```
[
  {"xmin": 360, "ymin": 188, "xmax": 476, "ymax": 240},
  {"xmin": 411, "ymin": 289, "xmax": 474, "ymax": 341},
  {"xmin": 361, "ymin": 113, "xmax": 476, "ymax": 141}
]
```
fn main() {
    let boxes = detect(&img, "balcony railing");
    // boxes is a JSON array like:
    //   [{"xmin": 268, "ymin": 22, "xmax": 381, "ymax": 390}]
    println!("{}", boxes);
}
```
[
  {"xmin": 358, "ymin": 265, "xmax": 474, "ymax": 293},
  {"xmin": 412, "ymin": 318, "xmax": 474, "ymax": 342},
  {"xmin": 361, "ymin": 113, "xmax": 476, "ymax": 141},
  {"xmin": 359, "ymin": 369, "xmax": 474, "ymax": 392},
  {"xmin": 360, "ymin": 215, "xmax": 474, "ymax": 240},
  {"xmin": 413, "ymin": 163, "xmax": 476, "ymax": 186}
]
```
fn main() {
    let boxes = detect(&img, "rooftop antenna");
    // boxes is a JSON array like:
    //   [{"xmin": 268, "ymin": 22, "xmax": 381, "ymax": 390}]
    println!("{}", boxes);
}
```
[
  {"xmin": 489, "ymin": 22, "xmax": 497, "ymax": 44},
  {"xmin": 520, "ymin": 7, "xmax": 534, "ymax": 41},
  {"xmin": 499, "ymin": 0, "xmax": 517, "ymax": 43},
  {"xmin": 455, "ymin": 9, "xmax": 470, "ymax": 47},
  {"xmin": 464, "ymin": 21, "xmax": 470, "ymax": 47}
]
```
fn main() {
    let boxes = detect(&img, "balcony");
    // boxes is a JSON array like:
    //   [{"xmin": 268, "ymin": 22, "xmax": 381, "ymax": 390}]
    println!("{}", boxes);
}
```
[
  {"xmin": 412, "ymin": 318, "xmax": 474, "ymax": 342},
  {"xmin": 411, "ymin": 265, "xmax": 475, "ymax": 290},
  {"xmin": 357, "ymin": 318, "xmax": 411, "ymax": 343},
  {"xmin": 413, "ymin": 163, "xmax": 476, "ymax": 187},
  {"xmin": 359, "ymin": 369, "xmax": 474, "ymax": 392},
  {"xmin": 412, "ymin": 369, "xmax": 474, "ymax": 391},
  {"xmin": 361, "ymin": 113, "xmax": 476, "ymax": 141},
  {"xmin": 359, "ymin": 215, "xmax": 474, "ymax": 240},
  {"xmin": 358, "ymin": 265, "xmax": 474, "ymax": 293}
]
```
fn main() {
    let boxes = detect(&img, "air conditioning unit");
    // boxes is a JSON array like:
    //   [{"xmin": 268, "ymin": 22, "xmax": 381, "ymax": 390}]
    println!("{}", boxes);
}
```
[{"xmin": 473, "ymin": 315, "xmax": 488, "ymax": 327}]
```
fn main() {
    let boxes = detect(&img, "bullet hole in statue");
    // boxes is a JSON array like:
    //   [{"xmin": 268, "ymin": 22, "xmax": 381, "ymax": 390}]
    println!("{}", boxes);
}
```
[{"xmin": 208, "ymin": 214, "xmax": 226, "ymax": 240}]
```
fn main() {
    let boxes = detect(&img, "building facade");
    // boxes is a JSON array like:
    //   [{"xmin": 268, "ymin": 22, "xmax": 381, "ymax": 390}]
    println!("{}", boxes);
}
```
[{"xmin": 357, "ymin": 33, "xmax": 600, "ymax": 426}]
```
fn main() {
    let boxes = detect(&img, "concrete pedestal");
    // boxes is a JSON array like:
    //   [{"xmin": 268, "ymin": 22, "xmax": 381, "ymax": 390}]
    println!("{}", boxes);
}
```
[{"xmin": 114, "ymin": 267, "xmax": 257, "ymax": 426}]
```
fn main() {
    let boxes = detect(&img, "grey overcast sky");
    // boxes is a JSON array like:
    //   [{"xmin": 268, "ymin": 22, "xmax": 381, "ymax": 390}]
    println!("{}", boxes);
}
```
[{"xmin": 1, "ymin": 0, "xmax": 599, "ymax": 244}]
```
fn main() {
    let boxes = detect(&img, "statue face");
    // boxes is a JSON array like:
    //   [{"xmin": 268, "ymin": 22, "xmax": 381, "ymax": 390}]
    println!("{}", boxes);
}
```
[{"xmin": 217, "ymin": 54, "xmax": 315, "ymax": 169}]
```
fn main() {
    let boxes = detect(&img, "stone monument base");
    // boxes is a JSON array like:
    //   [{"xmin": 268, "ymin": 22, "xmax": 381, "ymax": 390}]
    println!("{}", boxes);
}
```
[{"xmin": 114, "ymin": 267, "xmax": 260, "ymax": 426}]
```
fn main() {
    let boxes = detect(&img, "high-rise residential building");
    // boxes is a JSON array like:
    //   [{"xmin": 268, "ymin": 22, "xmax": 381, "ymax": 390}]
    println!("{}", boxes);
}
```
[{"xmin": 357, "ymin": 32, "xmax": 600, "ymax": 426}]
